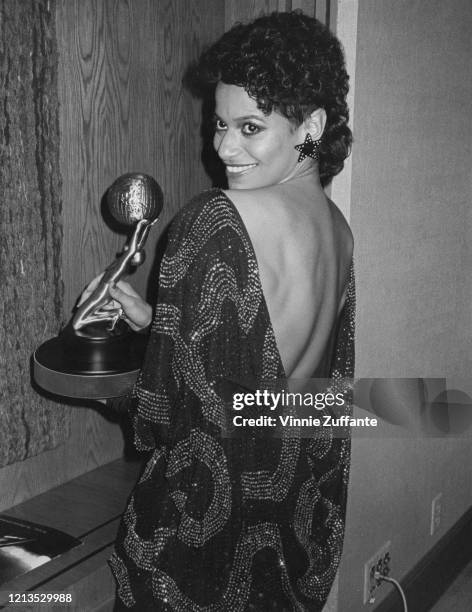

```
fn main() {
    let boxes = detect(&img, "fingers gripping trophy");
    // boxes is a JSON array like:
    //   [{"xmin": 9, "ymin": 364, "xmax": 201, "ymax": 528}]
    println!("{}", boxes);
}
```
[{"xmin": 34, "ymin": 173, "xmax": 163, "ymax": 399}]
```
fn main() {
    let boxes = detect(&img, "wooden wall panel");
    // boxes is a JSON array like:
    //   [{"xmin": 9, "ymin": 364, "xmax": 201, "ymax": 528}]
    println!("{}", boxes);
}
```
[
  {"xmin": 0, "ymin": 0, "xmax": 225, "ymax": 510},
  {"xmin": 225, "ymin": 0, "xmax": 282, "ymax": 28},
  {"xmin": 224, "ymin": 1, "xmax": 333, "ymax": 36},
  {"xmin": 58, "ymin": 0, "xmax": 221, "ymax": 313}
]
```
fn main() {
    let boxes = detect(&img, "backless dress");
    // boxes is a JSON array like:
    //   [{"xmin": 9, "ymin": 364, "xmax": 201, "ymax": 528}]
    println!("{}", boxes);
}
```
[{"xmin": 110, "ymin": 188, "xmax": 355, "ymax": 611}]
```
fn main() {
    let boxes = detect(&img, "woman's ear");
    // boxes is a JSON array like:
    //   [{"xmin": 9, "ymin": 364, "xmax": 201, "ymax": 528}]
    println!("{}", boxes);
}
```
[{"xmin": 304, "ymin": 107, "xmax": 327, "ymax": 140}]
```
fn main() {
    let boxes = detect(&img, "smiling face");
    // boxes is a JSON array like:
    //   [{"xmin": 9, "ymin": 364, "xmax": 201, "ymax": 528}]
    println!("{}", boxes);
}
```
[{"xmin": 213, "ymin": 83, "xmax": 307, "ymax": 189}]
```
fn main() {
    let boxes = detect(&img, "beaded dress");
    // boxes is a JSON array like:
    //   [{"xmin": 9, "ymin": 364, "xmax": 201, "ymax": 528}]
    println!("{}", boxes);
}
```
[{"xmin": 109, "ymin": 189, "xmax": 355, "ymax": 611}]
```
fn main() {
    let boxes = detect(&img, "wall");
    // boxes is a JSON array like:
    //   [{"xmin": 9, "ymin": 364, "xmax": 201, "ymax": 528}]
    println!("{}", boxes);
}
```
[
  {"xmin": 225, "ymin": 0, "xmax": 330, "ymax": 29},
  {"xmin": 0, "ymin": 1, "xmax": 70, "ymax": 470},
  {"xmin": 337, "ymin": 0, "xmax": 472, "ymax": 608},
  {"xmin": 0, "ymin": 0, "xmax": 224, "ymax": 511}
]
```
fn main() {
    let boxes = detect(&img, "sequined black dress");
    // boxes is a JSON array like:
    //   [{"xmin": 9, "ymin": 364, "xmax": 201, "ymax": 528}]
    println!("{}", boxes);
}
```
[{"xmin": 109, "ymin": 189, "xmax": 355, "ymax": 611}]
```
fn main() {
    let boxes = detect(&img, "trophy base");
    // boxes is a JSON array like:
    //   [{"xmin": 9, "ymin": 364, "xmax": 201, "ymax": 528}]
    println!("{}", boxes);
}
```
[{"xmin": 33, "ymin": 321, "xmax": 148, "ymax": 399}]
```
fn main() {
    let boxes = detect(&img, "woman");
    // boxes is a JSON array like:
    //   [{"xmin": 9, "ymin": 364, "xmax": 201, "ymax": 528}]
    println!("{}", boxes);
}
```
[{"xmin": 105, "ymin": 11, "xmax": 354, "ymax": 611}]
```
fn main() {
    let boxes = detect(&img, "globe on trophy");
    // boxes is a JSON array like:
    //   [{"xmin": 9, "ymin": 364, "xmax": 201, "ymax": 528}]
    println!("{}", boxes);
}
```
[{"xmin": 33, "ymin": 173, "xmax": 163, "ymax": 399}]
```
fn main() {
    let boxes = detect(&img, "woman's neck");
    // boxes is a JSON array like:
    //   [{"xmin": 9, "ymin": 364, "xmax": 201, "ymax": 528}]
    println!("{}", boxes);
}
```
[{"xmin": 279, "ymin": 160, "xmax": 321, "ymax": 186}]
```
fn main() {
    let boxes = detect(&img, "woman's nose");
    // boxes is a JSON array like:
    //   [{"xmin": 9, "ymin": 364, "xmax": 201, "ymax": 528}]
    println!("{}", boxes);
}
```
[{"xmin": 215, "ymin": 129, "xmax": 240, "ymax": 160}]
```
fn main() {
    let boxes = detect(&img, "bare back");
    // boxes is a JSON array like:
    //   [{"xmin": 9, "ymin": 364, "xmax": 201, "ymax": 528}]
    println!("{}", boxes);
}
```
[{"xmin": 224, "ymin": 178, "xmax": 353, "ymax": 378}]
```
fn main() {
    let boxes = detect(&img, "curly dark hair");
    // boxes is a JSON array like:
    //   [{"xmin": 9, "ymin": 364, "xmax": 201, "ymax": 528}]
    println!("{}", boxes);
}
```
[{"xmin": 195, "ymin": 11, "xmax": 352, "ymax": 186}]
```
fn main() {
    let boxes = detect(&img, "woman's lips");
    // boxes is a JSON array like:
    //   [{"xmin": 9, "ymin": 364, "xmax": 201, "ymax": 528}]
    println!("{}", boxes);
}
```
[{"xmin": 225, "ymin": 163, "xmax": 257, "ymax": 175}]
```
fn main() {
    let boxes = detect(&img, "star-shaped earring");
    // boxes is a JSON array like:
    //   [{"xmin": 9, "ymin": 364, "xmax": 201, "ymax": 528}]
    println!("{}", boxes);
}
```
[{"xmin": 294, "ymin": 133, "xmax": 321, "ymax": 162}]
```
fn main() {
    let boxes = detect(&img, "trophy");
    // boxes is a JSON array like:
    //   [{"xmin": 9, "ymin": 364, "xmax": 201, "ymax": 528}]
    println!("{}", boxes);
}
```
[{"xmin": 33, "ymin": 173, "xmax": 163, "ymax": 399}]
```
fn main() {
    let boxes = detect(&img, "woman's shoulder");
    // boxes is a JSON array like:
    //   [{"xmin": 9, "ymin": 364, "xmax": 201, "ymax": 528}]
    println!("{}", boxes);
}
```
[
  {"xmin": 167, "ymin": 188, "xmax": 237, "ymax": 240},
  {"xmin": 160, "ymin": 188, "xmax": 259, "ymax": 291},
  {"xmin": 165, "ymin": 188, "xmax": 250, "ymax": 264},
  {"xmin": 171, "ymin": 187, "xmax": 240, "ymax": 230},
  {"xmin": 171, "ymin": 188, "xmax": 227, "ymax": 225}
]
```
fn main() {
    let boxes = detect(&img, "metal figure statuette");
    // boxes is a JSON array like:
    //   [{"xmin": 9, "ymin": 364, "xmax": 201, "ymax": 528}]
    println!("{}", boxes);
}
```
[{"xmin": 72, "ymin": 173, "xmax": 163, "ymax": 332}]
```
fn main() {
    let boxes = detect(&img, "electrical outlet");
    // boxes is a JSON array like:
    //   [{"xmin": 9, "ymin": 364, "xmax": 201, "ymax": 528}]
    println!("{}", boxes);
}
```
[
  {"xmin": 363, "ymin": 541, "xmax": 391, "ymax": 604},
  {"xmin": 431, "ymin": 493, "xmax": 442, "ymax": 535}
]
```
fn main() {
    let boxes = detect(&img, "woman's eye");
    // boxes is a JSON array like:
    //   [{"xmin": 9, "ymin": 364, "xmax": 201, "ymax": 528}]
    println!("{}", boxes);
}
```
[
  {"xmin": 214, "ymin": 119, "xmax": 227, "ymax": 131},
  {"xmin": 242, "ymin": 123, "xmax": 260, "ymax": 135}
]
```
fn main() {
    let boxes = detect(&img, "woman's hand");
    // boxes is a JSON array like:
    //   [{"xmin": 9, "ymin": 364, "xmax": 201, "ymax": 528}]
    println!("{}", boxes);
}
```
[
  {"xmin": 78, "ymin": 274, "xmax": 152, "ymax": 332},
  {"xmin": 108, "ymin": 282, "xmax": 152, "ymax": 332}
]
